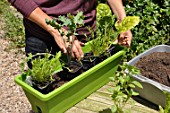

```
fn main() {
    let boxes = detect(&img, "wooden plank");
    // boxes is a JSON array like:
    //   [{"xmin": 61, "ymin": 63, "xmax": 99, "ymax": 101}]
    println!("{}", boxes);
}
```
[
  {"xmin": 87, "ymin": 94, "xmax": 113, "ymax": 105},
  {"xmin": 66, "ymin": 81, "xmax": 160, "ymax": 113},
  {"xmin": 75, "ymin": 99, "xmax": 111, "ymax": 112},
  {"xmin": 87, "ymin": 92, "xmax": 159, "ymax": 113},
  {"xmin": 66, "ymin": 107, "xmax": 96, "ymax": 113},
  {"xmin": 125, "ymin": 105, "xmax": 159, "ymax": 113},
  {"xmin": 97, "ymin": 85, "xmax": 113, "ymax": 94},
  {"xmin": 89, "ymin": 91, "xmax": 112, "ymax": 100}
]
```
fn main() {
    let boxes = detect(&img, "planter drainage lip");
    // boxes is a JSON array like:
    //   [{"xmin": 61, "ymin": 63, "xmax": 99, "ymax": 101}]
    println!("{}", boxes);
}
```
[
  {"xmin": 127, "ymin": 44, "xmax": 170, "ymax": 107},
  {"xmin": 15, "ymin": 44, "xmax": 126, "ymax": 101}
]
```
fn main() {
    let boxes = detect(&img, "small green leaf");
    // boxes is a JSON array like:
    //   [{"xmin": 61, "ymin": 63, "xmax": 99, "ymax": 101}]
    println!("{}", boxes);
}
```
[
  {"xmin": 118, "ymin": 76, "xmax": 125, "ymax": 84},
  {"xmin": 128, "ymin": 84, "xmax": 136, "ymax": 88},
  {"xmin": 132, "ymin": 81, "xmax": 143, "ymax": 89},
  {"xmin": 109, "ymin": 77, "xmax": 115, "ymax": 81},
  {"xmin": 115, "ymin": 16, "xmax": 140, "ymax": 33},
  {"xmin": 131, "ymin": 90, "xmax": 139, "ymax": 96},
  {"xmin": 159, "ymin": 105, "xmax": 164, "ymax": 113},
  {"xmin": 111, "ymin": 105, "xmax": 117, "ymax": 113}
]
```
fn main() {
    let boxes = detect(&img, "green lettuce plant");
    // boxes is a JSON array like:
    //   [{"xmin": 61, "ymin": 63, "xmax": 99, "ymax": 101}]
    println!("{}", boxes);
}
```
[
  {"xmin": 108, "ymin": 63, "xmax": 143, "ymax": 113},
  {"xmin": 89, "ymin": 3, "xmax": 140, "ymax": 57},
  {"xmin": 21, "ymin": 51, "xmax": 63, "ymax": 84}
]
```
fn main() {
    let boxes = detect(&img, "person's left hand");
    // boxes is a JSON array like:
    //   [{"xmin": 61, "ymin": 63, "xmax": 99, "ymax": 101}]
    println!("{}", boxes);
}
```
[
  {"xmin": 117, "ymin": 30, "xmax": 133, "ymax": 48},
  {"xmin": 65, "ymin": 36, "xmax": 84, "ymax": 61}
]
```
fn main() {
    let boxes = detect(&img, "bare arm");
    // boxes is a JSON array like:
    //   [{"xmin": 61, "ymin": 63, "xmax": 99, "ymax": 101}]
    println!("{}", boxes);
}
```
[
  {"xmin": 27, "ymin": 7, "xmax": 84, "ymax": 59},
  {"xmin": 107, "ymin": 0, "xmax": 133, "ymax": 48},
  {"xmin": 107, "ymin": 0, "xmax": 126, "ymax": 22},
  {"xmin": 27, "ymin": 8, "xmax": 66, "ymax": 52}
]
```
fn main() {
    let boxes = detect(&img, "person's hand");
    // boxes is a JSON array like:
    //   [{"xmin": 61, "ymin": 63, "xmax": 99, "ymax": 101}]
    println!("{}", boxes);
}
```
[
  {"xmin": 66, "ymin": 36, "xmax": 84, "ymax": 61},
  {"xmin": 50, "ymin": 27, "xmax": 84, "ymax": 60},
  {"xmin": 53, "ymin": 33, "xmax": 68, "ymax": 53},
  {"xmin": 53, "ymin": 33, "xmax": 84, "ymax": 61},
  {"xmin": 118, "ymin": 30, "xmax": 133, "ymax": 48},
  {"xmin": 26, "ymin": 7, "xmax": 84, "ymax": 60}
]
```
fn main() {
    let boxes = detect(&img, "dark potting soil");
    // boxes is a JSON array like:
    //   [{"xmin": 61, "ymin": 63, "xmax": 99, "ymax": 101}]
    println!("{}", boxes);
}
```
[
  {"xmin": 135, "ymin": 52, "xmax": 170, "ymax": 87},
  {"xmin": 52, "ymin": 73, "xmax": 69, "ymax": 89},
  {"xmin": 51, "ymin": 65, "xmax": 84, "ymax": 92},
  {"xmin": 38, "ymin": 45, "xmax": 119, "ymax": 94},
  {"xmin": 51, "ymin": 45, "xmax": 118, "ymax": 90}
]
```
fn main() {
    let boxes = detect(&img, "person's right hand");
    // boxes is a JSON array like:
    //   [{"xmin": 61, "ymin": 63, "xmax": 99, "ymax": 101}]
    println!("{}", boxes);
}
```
[
  {"xmin": 51, "ymin": 29, "xmax": 84, "ymax": 61},
  {"xmin": 67, "ymin": 36, "xmax": 84, "ymax": 61},
  {"xmin": 27, "ymin": 7, "xmax": 84, "ymax": 60}
]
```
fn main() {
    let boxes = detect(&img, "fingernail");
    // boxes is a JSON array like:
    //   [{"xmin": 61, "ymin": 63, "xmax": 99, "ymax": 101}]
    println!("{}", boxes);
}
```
[{"xmin": 63, "ymin": 49, "xmax": 67, "ymax": 53}]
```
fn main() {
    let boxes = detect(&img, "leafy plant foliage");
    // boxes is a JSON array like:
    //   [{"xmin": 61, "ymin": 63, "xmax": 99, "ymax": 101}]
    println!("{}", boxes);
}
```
[
  {"xmin": 21, "ymin": 52, "xmax": 63, "ymax": 83},
  {"xmin": 0, "ymin": 0, "xmax": 25, "ymax": 48},
  {"xmin": 108, "ymin": 63, "xmax": 143, "ymax": 113},
  {"xmin": 115, "ymin": 16, "xmax": 140, "ymax": 34},
  {"xmin": 46, "ymin": 12, "xmax": 84, "ymax": 64},
  {"xmin": 89, "ymin": 3, "xmax": 140, "ymax": 57},
  {"xmin": 122, "ymin": 0, "xmax": 170, "ymax": 62}
]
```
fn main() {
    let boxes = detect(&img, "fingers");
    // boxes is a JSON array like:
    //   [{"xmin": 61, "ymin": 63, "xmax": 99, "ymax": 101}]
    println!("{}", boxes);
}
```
[
  {"xmin": 119, "ymin": 36, "xmax": 130, "ymax": 48},
  {"xmin": 54, "ymin": 35, "xmax": 67, "ymax": 53},
  {"xmin": 71, "ymin": 39, "xmax": 84, "ymax": 61},
  {"xmin": 79, "ymin": 41, "xmax": 85, "ymax": 46},
  {"xmin": 118, "ymin": 30, "xmax": 132, "ymax": 48},
  {"xmin": 54, "ymin": 34, "xmax": 84, "ymax": 60}
]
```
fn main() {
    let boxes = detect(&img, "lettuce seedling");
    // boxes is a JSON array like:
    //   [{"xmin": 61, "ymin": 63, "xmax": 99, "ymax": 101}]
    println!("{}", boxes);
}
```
[{"xmin": 21, "ymin": 51, "xmax": 63, "ymax": 84}]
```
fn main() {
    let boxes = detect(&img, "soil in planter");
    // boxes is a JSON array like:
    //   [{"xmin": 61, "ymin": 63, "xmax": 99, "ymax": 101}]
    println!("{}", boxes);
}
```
[
  {"xmin": 33, "ymin": 61, "xmax": 84, "ymax": 94},
  {"xmin": 35, "ymin": 45, "xmax": 123, "ymax": 94},
  {"xmin": 81, "ymin": 52, "xmax": 100, "ymax": 71},
  {"xmin": 60, "ymin": 61, "xmax": 84, "ymax": 80},
  {"xmin": 48, "ymin": 62, "xmax": 84, "ymax": 93},
  {"xmin": 52, "ymin": 73, "xmax": 69, "ymax": 89},
  {"xmin": 30, "ymin": 73, "xmax": 70, "ymax": 94},
  {"xmin": 135, "ymin": 52, "xmax": 170, "ymax": 87}
]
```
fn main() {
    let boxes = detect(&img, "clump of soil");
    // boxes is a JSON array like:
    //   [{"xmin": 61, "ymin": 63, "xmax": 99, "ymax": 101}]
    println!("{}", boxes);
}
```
[{"xmin": 135, "ymin": 52, "xmax": 170, "ymax": 87}]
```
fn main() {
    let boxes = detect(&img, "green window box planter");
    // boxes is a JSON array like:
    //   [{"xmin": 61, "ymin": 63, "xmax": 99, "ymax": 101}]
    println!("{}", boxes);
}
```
[{"xmin": 14, "ymin": 44, "xmax": 126, "ymax": 113}]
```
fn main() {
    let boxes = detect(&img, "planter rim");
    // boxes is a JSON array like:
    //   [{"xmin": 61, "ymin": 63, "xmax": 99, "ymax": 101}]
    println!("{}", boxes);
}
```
[{"xmin": 15, "ymin": 44, "xmax": 126, "ymax": 101}]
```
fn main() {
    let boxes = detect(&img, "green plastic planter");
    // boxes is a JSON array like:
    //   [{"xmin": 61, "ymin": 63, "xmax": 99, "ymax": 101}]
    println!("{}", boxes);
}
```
[{"xmin": 15, "ymin": 44, "xmax": 126, "ymax": 113}]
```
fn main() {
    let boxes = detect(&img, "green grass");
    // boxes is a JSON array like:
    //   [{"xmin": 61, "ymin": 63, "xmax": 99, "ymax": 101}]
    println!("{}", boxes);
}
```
[{"xmin": 0, "ymin": 0, "xmax": 25, "ymax": 48}]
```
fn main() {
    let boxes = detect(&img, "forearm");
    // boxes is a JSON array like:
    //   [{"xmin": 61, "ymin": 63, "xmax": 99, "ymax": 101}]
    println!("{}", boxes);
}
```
[
  {"xmin": 27, "ymin": 7, "xmax": 60, "ymax": 37},
  {"xmin": 28, "ymin": 7, "xmax": 84, "ymax": 59},
  {"xmin": 107, "ymin": 0, "xmax": 133, "ymax": 48},
  {"xmin": 107, "ymin": 0, "xmax": 126, "ymax": 22}
]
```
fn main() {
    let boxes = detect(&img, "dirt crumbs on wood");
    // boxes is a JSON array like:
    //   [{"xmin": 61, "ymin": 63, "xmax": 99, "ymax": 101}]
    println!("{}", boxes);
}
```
[{"xmin": 135, "ymin": 52, "xmax": 170, "ymax": 87}]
